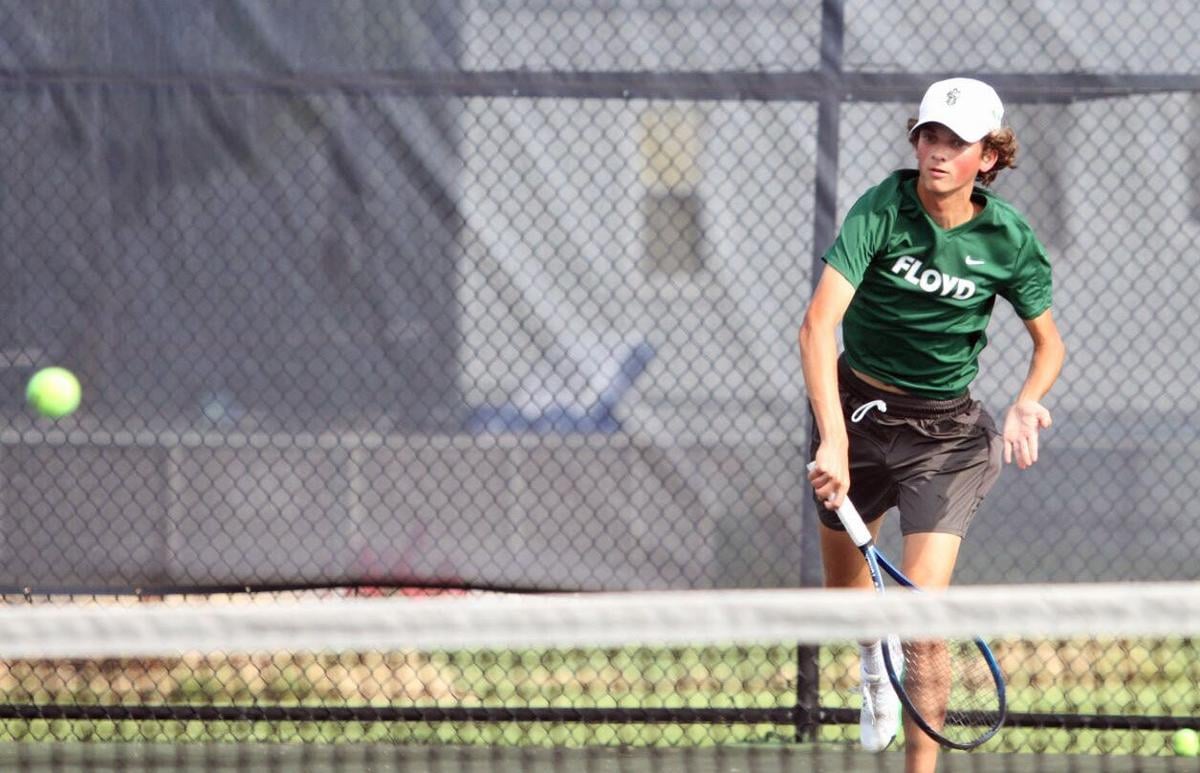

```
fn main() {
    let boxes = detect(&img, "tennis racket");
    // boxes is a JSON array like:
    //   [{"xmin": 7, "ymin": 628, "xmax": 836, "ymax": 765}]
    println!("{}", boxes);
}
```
[{"xmin": 808, "ymin": 462, "xmax": 1006, "ymax": 750}]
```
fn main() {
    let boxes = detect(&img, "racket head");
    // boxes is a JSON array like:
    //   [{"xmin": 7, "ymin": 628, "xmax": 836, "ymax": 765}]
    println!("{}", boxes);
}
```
[
  {"xmin": 855, "ymin": 518, "xmax": 1008, "ymax": 749},
  {"xmin": 884, "ymin": 630, "xmax": 1007, "ymax": 750},
  {"xmin": 872, "ymin": 546, "xmax": 1007, "ymax": 750}
]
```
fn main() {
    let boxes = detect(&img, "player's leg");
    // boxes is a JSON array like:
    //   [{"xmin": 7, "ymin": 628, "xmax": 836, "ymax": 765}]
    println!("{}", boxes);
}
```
[
  {"xmin": 893, "ymin": 400, "xmax": 1002, "ymax": 773},
  {"xmin": 901, "ymin": 531, "xmax": 962, "ymax": 586},
  {"xmin": 900, "ymin": 533, "xmax": 962, "ymax": 773}
]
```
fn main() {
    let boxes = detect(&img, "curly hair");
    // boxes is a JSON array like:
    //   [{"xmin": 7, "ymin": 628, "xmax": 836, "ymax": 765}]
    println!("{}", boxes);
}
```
[{"xmin": 906, "ymin": 119, "xmax": 1018, "ymax": 187}]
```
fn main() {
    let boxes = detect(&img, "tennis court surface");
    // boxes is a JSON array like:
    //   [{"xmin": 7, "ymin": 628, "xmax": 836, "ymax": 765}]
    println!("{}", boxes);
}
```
[{"xmin": 2, "ymin": 743, "xmax": 1198, "ymax": 772}]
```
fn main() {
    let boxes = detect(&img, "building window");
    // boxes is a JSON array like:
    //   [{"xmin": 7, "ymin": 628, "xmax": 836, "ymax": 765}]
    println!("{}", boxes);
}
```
[{"xmin": 638, "ymin": 107, "xmax": 707, "ymax": 275}]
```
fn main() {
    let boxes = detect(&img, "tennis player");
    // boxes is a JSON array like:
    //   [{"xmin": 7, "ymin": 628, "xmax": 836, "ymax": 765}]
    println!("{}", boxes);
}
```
[{"xmin": 798, "ymin": 78, "xmax": 1065, "ymax": 772}]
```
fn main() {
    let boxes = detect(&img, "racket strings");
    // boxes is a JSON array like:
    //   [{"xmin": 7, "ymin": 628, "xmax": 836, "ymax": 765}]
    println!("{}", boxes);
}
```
[{"xmin": 898, "ymin": 636, "xmax": 1001, "ymax": 743}]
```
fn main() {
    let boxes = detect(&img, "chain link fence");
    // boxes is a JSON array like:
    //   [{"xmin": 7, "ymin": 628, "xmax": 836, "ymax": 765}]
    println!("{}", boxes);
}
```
[{"xmin": 0, "ymin": 0, "xmax": 1197, "ymax": 756}]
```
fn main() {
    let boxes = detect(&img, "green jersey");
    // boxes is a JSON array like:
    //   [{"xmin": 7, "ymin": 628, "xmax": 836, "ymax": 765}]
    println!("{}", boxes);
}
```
[{"xmin": 823, "ymin": 170, "xmax": 1053, "ymax": 398}]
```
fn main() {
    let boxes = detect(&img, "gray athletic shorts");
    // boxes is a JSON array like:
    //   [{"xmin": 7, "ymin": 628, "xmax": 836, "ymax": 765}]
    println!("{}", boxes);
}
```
[{"xmin": 808, "ymin": 358, "xmax": 1003, "ymax": 538}]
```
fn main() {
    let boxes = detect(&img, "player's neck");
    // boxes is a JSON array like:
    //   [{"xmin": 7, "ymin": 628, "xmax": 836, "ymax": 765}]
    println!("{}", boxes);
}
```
[{"xmin": 917, "ymin": 186, "xmax": 980, "ymax": 230}]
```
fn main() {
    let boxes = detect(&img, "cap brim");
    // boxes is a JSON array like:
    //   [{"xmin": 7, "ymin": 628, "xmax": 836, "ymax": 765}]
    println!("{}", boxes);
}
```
[{"xmin": 908, "ymin": 116, "xmax": 990, "ymax": 144}]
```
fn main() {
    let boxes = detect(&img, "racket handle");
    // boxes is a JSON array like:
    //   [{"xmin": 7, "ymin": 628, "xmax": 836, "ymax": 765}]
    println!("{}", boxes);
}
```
[{"xmin": 806, "ymin": 461, "xmax": 873, "ymax": 547}]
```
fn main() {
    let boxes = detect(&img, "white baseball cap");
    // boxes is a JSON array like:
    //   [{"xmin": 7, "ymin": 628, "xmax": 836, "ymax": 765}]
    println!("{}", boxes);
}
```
[{"xmin": 909, "ymin": 78, "xmax": 1004, "ymax": 143}]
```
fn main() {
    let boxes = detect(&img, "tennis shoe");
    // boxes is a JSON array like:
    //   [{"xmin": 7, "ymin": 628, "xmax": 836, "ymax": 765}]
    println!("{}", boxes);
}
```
[{"xmin": 859, "ymin": 638, "xmax": 902, "ymax": 752}]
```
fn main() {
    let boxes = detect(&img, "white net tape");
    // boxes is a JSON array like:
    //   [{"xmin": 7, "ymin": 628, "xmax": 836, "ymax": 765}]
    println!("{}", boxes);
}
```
[{"xmin": 1, "ymin": 582, "xmax": 1197, "ymax": 658}]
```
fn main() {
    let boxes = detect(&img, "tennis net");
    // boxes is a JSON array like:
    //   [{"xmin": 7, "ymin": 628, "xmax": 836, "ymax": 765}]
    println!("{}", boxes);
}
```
[{"xmin": 0, "ymin": 583, "xmax": 1197, "ymax": 772}]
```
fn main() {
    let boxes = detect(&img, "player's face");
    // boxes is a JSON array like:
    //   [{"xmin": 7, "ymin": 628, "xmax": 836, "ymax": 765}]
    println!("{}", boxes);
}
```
[{"xmin": 913, "ymin": 124, "xmax": 994, "ymax": 197}]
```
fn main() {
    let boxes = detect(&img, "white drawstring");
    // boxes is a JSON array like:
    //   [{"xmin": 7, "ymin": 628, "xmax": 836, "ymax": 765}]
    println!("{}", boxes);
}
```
[{"xmin": 850, "ymin": 399, "xmax": 888, "ymax": 423}]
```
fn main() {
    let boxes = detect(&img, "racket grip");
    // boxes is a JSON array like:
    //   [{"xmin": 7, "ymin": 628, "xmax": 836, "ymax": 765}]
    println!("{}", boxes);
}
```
[{"xmin": 806, "ymin": 461, "xmax": 873, "ymax": 547}]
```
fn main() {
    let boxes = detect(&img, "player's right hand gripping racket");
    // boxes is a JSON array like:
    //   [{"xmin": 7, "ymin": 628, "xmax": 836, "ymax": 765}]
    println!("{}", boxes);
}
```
[{"xmin": 808, "ymin": 462, "xmax": 1007, "ymax": 750}]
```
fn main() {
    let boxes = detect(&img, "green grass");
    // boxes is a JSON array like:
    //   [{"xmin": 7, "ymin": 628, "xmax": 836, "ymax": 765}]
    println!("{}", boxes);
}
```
[{"xmin": 0, "ymin": 637, "xmax": 1193, "ymax": 755}]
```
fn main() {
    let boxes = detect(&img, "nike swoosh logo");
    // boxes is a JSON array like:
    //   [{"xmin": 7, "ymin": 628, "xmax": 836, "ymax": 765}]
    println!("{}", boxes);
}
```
[{"xmin": 965, "ymin": 256, "xmax": 985, "ymax": 266}]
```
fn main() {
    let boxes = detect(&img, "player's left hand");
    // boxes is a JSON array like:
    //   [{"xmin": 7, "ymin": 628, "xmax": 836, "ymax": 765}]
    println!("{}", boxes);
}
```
[{"xmin": 1002, "ymin": 400, "xmax": 1052, "ymax": 469}]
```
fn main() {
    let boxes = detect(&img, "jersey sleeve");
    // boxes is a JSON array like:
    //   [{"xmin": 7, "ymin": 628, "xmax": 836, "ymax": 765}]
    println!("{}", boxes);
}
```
[
  {"xmin": 822, "ymin": 186, "xmax": 892, "ymax": 288},
  {"xmin": 1001, "ymin": 230, "xmax": 1053, "ymax": 319}
]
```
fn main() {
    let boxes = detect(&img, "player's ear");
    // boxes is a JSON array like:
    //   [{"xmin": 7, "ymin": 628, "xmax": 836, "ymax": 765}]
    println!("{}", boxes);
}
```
[{"xmin": 978, "ymin": 145, "xmax": 998, "ymax": 174}]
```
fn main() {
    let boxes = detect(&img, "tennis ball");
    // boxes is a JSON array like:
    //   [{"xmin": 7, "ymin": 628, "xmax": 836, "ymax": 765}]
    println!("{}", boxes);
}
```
[
  {"xmin": 1173, "ymin": 728, "xmax": 1199, "ymax": 757},
  {"xmin": 26, "ymin": 367, "xmax": 81, "ymax": 419}
]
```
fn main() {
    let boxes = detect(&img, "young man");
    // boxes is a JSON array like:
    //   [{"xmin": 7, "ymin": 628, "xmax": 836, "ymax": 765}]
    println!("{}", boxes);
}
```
[{"xmin": 798, "ymin": 78, "xmax": 1065, "ymax": 773}]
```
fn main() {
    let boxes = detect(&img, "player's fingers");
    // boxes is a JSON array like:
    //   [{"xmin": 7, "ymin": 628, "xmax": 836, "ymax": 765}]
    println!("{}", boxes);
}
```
[
  {"xmin": 1003, "ymin": 438, "xmax": 1013, "ymax": 465},
  {"xmin": 813, "ymin": 475, "xmax": 840, "ymax": 501},
  {"xmin": 812, "ymin": 475, "xmax": 832, "ymax": 497},
  {"xmin": 1028, "ymin": 431, "xmax": 1039, "ymax": 465},
  {"xmin": 808, "ymin": 467, "xmax": 833, "ymax": 489},
  {"xmin": 808, "ymin": 463, "xmax": 848, "ymax": 504}
]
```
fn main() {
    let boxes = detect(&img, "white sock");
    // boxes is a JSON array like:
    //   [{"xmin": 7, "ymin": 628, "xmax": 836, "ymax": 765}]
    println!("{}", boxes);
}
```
[{"xmin": 860, "ymin": 640, "xmax": 885, "ymax": 676}]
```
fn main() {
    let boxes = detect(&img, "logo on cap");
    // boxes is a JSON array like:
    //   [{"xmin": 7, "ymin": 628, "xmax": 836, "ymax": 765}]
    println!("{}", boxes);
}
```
[{"xmin": 946, "ymin": 88, "xmax": 960, "ymax": 106}]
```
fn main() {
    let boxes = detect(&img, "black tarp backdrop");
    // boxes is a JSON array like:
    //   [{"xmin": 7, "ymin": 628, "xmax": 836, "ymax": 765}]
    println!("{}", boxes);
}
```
[
  {"xmin": 0, "ymin": 1, "xmax": 1197, "ymax": 592},
  {"xmin": 0, "ymin": 2, "xmax": 469, "ymax": 589}
]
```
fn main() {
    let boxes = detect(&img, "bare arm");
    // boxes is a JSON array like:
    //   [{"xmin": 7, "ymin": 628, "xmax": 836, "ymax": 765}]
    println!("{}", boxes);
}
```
[
  {"xmin": 798, "ymin": 267, "xmax": 856, "ymax": 508},
  {"xmin": 1003, "ymin": 309, "xmax": 1065, "ymax": 469}
]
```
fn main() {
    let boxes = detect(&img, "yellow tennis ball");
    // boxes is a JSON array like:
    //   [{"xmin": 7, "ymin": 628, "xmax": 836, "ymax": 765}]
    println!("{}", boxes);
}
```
[
  {"xmin": 26, "ymin": 367, "xmax": 81, "ymax": 419},
  {"xmin": 1173, "ymin": 728, "xmax": 1199, "ymax": 757}
]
